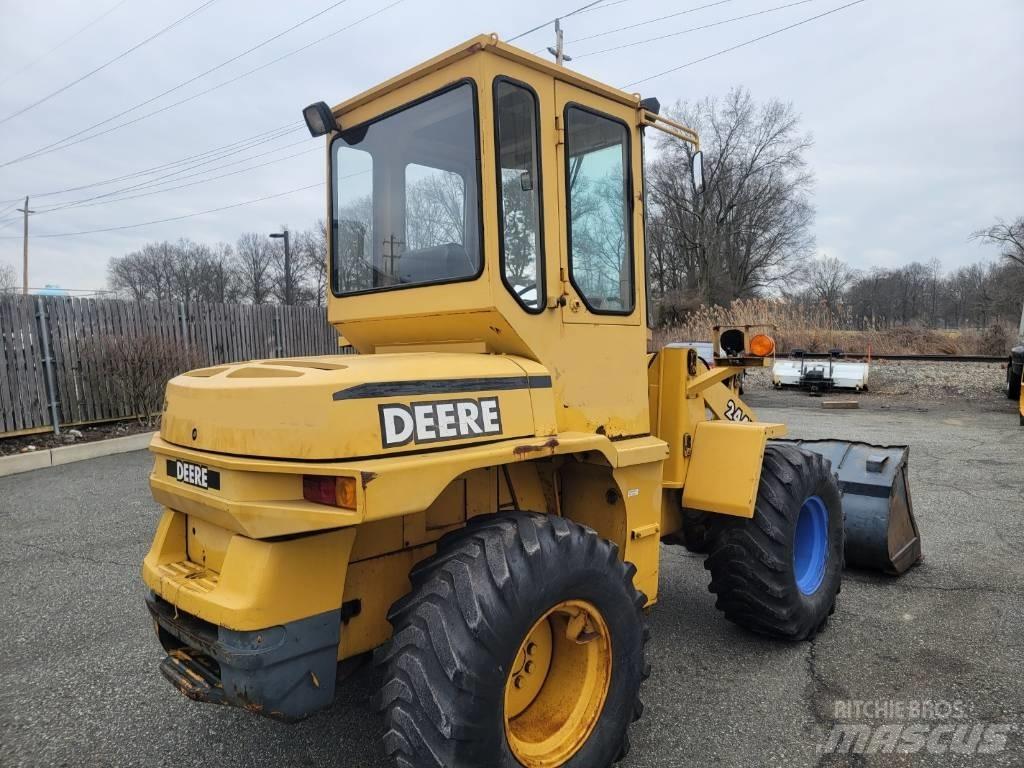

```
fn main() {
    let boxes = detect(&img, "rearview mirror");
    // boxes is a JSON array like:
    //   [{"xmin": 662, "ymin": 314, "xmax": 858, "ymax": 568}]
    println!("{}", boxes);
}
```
[{"xmin": 691, "ymin": 150, "xmax": 705, "ymax": 194}]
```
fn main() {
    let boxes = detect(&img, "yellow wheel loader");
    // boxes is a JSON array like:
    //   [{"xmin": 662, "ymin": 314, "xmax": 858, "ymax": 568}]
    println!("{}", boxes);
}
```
[{"xmin": 142, "ymin": 35, "xmax": 921, "ymax": 767}]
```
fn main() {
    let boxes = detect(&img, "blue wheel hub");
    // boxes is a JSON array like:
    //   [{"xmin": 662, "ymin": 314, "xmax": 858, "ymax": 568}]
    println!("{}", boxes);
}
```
[{"xmin": 794, "ymin": 496, "xmax": 829, "ymax": 595}]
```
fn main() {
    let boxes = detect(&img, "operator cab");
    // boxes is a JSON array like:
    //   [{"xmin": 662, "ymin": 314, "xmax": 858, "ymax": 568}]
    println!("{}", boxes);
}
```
[{"xmin": 304, "ymin": 34, "xmax": 700, "ymax": 437}]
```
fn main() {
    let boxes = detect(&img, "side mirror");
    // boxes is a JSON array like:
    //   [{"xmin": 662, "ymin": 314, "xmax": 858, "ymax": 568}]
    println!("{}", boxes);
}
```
[{"xmin": 691, "ymin": 150, "xmax": 705, "ymax": 194}]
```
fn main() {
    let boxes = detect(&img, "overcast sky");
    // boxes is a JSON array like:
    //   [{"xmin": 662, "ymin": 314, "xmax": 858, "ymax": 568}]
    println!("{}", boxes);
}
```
[{"xmin": 0, "ymin": 0, "xmax": 1020, "ymax": 293}]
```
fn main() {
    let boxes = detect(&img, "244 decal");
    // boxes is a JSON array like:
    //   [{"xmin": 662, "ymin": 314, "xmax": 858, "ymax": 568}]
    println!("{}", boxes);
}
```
[{"xmin": 724, "ymin": 399, "xmax": 752, "ymax": 423}]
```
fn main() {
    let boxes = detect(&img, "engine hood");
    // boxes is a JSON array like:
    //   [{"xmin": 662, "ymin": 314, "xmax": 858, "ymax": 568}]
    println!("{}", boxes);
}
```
[{"xmin": 160, "ymin": 353, "xmax": 554, "ymax": 460}]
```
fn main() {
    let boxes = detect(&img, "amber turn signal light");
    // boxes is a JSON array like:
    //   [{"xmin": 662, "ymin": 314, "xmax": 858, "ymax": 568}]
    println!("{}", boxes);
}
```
[
  {"xmin": 749, "ymin": 334, "xmax": 776, "ymax": 357},
  {"xmin": 336, "ymin": 476, "xmax": 358, "ymax": 509}
]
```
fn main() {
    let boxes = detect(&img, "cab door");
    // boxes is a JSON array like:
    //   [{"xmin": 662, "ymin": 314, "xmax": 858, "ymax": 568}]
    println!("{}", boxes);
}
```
[
  {"xmin": 548, "ymin": 79, "xmax": 651, "ymax": 438},
  {"xmin": 554, "ymin": 80, "xmax": 644, "ymax": 327}
]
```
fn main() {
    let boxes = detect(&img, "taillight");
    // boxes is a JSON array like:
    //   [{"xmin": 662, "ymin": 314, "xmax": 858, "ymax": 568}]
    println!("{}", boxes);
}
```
[{"xmin": 303, "ymin": 475, "xmax": 357, "ymax": 509}]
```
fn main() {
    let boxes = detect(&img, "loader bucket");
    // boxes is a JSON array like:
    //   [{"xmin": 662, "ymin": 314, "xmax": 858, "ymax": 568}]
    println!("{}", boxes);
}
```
[{"xmin": 774, "ymin": 439, "xmax": 922, "ymax": 575}]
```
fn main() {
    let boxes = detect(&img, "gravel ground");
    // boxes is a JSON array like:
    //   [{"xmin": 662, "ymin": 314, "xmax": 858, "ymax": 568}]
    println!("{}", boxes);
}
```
[
  {"xmin": 745, "ymin": 359, "xmax": 1009, "ymax": 402},
  {"xmin": 0, "ymin": 399, "xmax": 1022, "ymax": 767},
  {"xmin": 0, "ymin": 419, "xmax": 152, "ymax": 456}
]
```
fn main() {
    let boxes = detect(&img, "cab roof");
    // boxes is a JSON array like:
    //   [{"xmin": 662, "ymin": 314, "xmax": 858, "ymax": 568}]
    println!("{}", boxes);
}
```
[{"xmin": 330, "ymin": 33, "xmax": 644, "ymax": 120}]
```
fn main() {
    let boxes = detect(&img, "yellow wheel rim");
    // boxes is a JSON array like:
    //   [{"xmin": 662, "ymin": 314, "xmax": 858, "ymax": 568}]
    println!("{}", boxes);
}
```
[{"xmin": 503, "ymin": 599, "xmax": 612, "ymax": 768}]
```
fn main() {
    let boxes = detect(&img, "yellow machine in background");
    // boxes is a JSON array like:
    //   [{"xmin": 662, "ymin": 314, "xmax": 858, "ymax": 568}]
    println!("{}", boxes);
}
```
[
  {"xmin": 1009, "ymin": 345, "xmax": 1024, "ymax": 425},
  {"xmin": 142, "ymin": 35, "xmax": 919, "ymax": 768}
]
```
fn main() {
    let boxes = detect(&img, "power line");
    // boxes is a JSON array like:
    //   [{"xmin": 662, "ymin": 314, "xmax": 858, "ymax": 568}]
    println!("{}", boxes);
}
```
[
  {"xmin": 574, "ymin": 0, "xmax": 819, "ymax": 59},
  {"xmin": 573, "ymin": 0, "xmax": 633, "ymax": 13},
  {"xmin": 1, "ymin": 0, "xmax": 408, "ymax": 168},
  {"xmin": 38, "ymin": 145, "xmax": 322, "ymax": 215},
  {"xmin": 0, "ymin": 182, "xmax": 325, "ymax": 240},
  {"xmin": 25, "ymin": 137, "xmax": 313, "ymax": 215},
  {"xmin": 564, "ymin": 0, "xmax": 742, "ymax": 46},
  {"xmin": 507, "ymin": 0, "xmax": 609, "ymax": 43},
  {"xmin": 0, "ymin": 0, "xmax": 134, "ymax": 87},
  {"xmin": 0, "ymin": 0, "xmax": 221, "ymax": 127},
  {"xmin": 7, "ymin": 0, "xmax": 352, "ymax": 167},
  {"xmin": 623, "ymin": 0, "xmax": 868, "ymax": 87},
  {"xmin": 0, "ymin": 123, "xmax": 303, "ymax": 203}
]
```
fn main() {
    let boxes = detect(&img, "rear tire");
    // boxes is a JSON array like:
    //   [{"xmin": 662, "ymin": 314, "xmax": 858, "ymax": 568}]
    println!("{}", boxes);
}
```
[
  {"xmin": 705, "ymin": 445, "xmax": 844, "ymax": 640},
  {"xmin": 377, "ymin": 512, "xmax": 648, "ymax": 768},
  {"xmin": 1008, "ymin": 365, "xmax": 1022, "ymax": 401}
]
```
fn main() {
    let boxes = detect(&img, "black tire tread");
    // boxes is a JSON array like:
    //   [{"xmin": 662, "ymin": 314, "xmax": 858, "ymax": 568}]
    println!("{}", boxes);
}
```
[
  {"xmin": 705, "ymin": 444, "xmax": 843, "ymax": 640},
  {"xmin": 377, "ymin": 512, "xmax": 648, "ymax": 768},
  {"xmin": 1008, "ymin": 365, "xmax": 1022, "ymax": 400}
]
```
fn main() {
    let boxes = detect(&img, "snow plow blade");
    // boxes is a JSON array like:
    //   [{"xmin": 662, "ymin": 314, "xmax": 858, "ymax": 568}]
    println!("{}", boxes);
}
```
[{"xmin": 774, "ymin": 439, "xmax": 922, "ymax": 575}]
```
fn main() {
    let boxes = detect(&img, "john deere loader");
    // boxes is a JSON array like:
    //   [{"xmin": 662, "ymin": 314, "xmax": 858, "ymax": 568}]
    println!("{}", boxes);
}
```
[{"xmin": 142, "ymin": 35, "xmax": 921, "ymax": 767}]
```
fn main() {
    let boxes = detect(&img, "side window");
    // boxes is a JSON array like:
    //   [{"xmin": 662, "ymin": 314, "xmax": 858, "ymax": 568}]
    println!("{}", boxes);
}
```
[
  {"xmin": 332, "ymin": 148, "xmax": 374, "ymax": 294},
  {"xmin": 494, "ymin": 79, "xmax": 544, "ymax": 311},
  {"xmin": 565, "ymin": 106, "xmax": 633, "ymax": 314}
]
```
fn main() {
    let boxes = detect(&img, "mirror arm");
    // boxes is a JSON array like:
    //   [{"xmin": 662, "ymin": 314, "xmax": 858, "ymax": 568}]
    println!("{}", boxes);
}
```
[{"xmin": 638, "ymin": 110, "xmax": 700, "ymax": 149}]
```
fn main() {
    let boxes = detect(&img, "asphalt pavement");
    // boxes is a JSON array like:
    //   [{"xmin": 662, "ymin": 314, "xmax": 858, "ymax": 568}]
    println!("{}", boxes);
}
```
[{"xmin": 1, "ymin": 397, "xmax": 1022, "ymax": 767}]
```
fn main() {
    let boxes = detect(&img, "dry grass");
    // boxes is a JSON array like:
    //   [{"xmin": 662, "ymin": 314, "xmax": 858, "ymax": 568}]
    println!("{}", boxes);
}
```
[{"xmin": 653, "ymin": 299, "xmax": 1016, "ymax": 356}]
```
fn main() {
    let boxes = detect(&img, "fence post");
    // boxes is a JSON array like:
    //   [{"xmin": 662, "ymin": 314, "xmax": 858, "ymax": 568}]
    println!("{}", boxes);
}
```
[
  {"xmin": 177, "ymin": 300, "xmax": 189, "ymax": 344},
  {"xmin": 273, "ymin": 306, "xmax": 284, "ymax": 358},
  {"xmin": 34, "ymin": 296, "xmax": 61, "ymax": 435}
]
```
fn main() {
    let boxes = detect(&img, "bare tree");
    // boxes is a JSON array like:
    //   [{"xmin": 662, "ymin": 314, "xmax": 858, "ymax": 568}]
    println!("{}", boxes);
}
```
[
  {"xmin": 646, "ymin": 87, "xmax": 814, "ymax": 313},
  {"xmin": 233, "ymin": 232, "xmax": 275, "ymax": 304},
  {"xmin": 971, "ymin": 217, "xmax": 1024, "ymax": 268},
  {"xmin": 202, "ymin": 243, "xmax": 239, "ymax": 304},
  {"xmin": 107, "ymin": 242, "xmax": 175, "ymax": 301},
  {"xmin": 405, "ymin": 171, "xmax": 466, "ymax": 250},
  {"xmin": 805, "ymin": 255, "xmax": 856, "ymax": 315},
  {"xmin": 0, "ymin": 262, "xmax": 19, "ymax": 293},
  {"xmin": 169, "ymin": 239, "xmax": 214, "ymax": 305},
  {"xmin": 296, "ymin": 221, "xmax": 328, "ymax": 306}
]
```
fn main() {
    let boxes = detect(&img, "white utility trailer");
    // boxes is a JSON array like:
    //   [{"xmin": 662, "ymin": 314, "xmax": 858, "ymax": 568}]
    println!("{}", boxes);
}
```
[{"xmin": 773, "ymin": 353, "xmax": 870, "ymax": 392}]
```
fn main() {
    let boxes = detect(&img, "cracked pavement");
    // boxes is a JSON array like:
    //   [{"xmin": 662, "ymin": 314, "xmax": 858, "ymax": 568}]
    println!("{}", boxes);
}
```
[{"xmin": 0, "ymin": 397, "xmax": 1021, "ymax": 766}]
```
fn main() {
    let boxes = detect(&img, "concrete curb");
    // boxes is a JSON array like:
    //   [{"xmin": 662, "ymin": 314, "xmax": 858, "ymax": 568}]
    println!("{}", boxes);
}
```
[{"xmin": 0, "ymin": 432, "xmax": 155, "ymax": 478}]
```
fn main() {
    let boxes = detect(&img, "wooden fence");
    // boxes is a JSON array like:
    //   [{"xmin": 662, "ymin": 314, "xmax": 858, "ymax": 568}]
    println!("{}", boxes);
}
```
[{"xmin": 0, "ymin": 295, "xmax": 346, "ymax": 437}]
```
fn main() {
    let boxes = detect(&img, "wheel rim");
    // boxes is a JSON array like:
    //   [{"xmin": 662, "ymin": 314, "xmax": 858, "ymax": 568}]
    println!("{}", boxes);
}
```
[
  {"xmin": 794, "ymin": 495, "xmax": 830, "ymax": 595},
  {"xmin": 504, "ymin": 599, "xmax": 612, "ymax": 767}
]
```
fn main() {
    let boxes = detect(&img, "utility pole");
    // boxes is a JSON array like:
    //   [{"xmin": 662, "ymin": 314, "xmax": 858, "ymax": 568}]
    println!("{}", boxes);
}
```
[
  {"xmin": 547, "ymin": 18, "xmax": 572, "ymax": 66},
  {"xmin": 16, "ymin": 196, "xmax": 33, "ymax": 295},
  {"xmin": 270, "ymin": 228, "xmax": 291, "ymax": 305}
]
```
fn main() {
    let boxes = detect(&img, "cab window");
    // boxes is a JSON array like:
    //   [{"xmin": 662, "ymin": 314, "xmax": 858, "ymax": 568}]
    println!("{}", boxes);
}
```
[
  {"xmin": 564, "ymin": 106, "xmax": 633, "ymax": 314},
  {"xmin": 494, "ymin": 78, "xmax": 544, "ymax": 311},
  {"xmin": 330, "ymin": 81, "xmax": 481, "ymax": 295}
]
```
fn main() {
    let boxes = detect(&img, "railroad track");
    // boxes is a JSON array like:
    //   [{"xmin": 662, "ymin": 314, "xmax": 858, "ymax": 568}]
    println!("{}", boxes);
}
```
[{"xmin": 776, "ymin": 353, "xmax": 1008, "ymax": 363}]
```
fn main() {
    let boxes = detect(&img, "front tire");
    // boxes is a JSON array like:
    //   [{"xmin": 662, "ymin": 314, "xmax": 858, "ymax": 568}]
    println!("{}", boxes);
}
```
[
  {"xmin": 378, "ymin": 513, "xmax": 648, "ymax": 768},
  {"xmin": 705, "ymin": 444, "xmax": 844, "ymax": 640}
]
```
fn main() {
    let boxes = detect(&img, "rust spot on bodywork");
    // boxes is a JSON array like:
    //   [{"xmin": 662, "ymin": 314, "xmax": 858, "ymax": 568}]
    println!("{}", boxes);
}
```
[
  {"xmin": 513, "ymin": 437, "xmax": 559, "ymax": 457},
  {"xmin": 360, "ymin": 471, "xmax": 378, "ymax": 489}
]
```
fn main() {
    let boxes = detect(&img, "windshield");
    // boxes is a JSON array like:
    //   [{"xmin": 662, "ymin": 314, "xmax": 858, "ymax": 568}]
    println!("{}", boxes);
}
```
[{"xmin": 331, "ymin": 82, "xmax": 481, "ymax": 296}]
